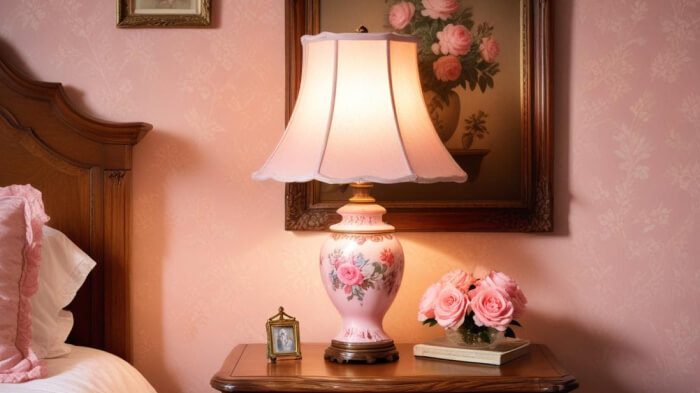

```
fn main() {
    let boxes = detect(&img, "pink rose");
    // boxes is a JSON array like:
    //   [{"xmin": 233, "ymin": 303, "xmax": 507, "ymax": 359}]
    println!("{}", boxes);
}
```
[
  {"xmin": 417, "ymin": 282, "xmax": 442, "ymax": 321},
  {"xmin": 470, "ymin": 287, "xmax": 514, "ymax": 331},
  {"xmin": 440, "ymin": 269, "xmax": 474, "ymax": 294},
  {"xmin": 479, "ymin": 36, "xmax": 500, "ymax": 62},
  {"xmin": 336, "ymin": 263, "xmax": 364, "ymax": 286},
  {"xmin": 480, "ymin": 271, "xmax": 527, "ymax": 318},
  {"xmin": 389, "ymin": 1, "xmax": 415, "ymax": 30},
  {"xmin": 421, "ymin": 0, "xmax": 459, "ymax": 20},
  {"xmin": 434, "ymin": 284, "xmax": 468, "ymax": 329},
  {"xmin": 433, "ymin": 55, "xmax": 462, "ymax": 81},
  {"xmin": 436, "ymin": 24, "xmax": 472, "ymax": 56},
  {"xmin": 431, "ymin": 43, "xmax": 440, "ymax": 55}
]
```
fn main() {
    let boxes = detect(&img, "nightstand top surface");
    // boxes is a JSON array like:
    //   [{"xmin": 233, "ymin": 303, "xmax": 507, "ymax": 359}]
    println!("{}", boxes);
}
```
[{"xmin": 211, "ymin": 343, "xmax": 578, "ymax": 392}]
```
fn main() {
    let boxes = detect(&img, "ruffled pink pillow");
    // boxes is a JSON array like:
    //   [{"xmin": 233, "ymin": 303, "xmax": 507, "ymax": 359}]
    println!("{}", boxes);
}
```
[{"xmin": 0, "ymin": 185, "xmax": 49, "ymax": 383}]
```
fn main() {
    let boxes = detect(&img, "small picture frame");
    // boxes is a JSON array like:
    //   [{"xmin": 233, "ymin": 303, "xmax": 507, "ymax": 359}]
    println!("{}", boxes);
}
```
[
  {"xmin": 266, "ymin": 307, "xmax": 301, "ymax": 362},
  {"xmin": 117, "ymin": 0, "xmax": 211, "ymax": 27}
]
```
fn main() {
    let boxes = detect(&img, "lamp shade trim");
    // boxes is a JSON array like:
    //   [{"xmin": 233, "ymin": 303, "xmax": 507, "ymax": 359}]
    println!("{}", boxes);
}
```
[
  {"xmin": 301, "ymin": 31, "xmax": 419, "ymax": 44},
  {"xmin": 251, "ymin": 173, "xmax": 467, "ymax": 185}
]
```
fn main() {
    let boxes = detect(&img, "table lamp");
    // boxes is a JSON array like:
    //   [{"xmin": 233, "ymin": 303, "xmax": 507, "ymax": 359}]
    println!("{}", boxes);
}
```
[{"xmin": 253, "ymin": 31, "xmax": 467, "ymax": 363}]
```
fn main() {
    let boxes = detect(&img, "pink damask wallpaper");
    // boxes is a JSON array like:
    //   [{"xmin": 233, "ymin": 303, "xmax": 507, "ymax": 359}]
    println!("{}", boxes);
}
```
[{"xmin": 1, "ymin": 0, "xmax": 699, "ymax": 392}]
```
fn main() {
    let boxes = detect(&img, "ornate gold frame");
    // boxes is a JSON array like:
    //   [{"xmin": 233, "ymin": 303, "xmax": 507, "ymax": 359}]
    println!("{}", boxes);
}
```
[
  {"xmin": 266, "ymin": 307, "xmax": 302, "ymax": 362},
  {"xmin": 117, "ymin": 0, "xmax": 211, "ymax": 27},
  {"xmin": 283, "ymin": 0, "xmax": 552, "ymax": 232}
]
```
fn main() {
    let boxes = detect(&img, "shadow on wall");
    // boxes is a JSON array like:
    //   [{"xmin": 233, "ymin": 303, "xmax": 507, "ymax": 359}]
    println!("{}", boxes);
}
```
[
  {"xmin": 551, "ymin": 0, "xmax": 573, "ymax": 238},
  {"xmin": 525, "ymin": 310, "xmax": 640, "ymax": 393},
  {"xmin": 0, "ymin": 39, "xmax": 34, "ymax": 78},
  {"xmin": 211, "ymin": 0, "xmax": 222, "ymax": 28},
  {"xmin": 533, "ymin": 2, "xmax": 639, "ymax": 392},
  {"xmin": 130, "ymin": 128, "xmax": 203, "ymax": 392}
]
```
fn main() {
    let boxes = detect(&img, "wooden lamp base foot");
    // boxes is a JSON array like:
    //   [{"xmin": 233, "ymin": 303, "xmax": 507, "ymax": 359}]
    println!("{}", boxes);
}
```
[{"xmin": 324, "ymin": 340, "xmax": 399, "ymax": 364}]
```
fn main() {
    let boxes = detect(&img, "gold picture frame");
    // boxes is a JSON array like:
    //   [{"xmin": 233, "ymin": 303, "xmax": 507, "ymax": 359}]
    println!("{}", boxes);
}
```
[
  {"xmin": 266, "ymin": 307, "xmax": 302, "ymax": 362},
  {"xmin": 117, "ymin": 0, "xmax": 211, "ymax": 27}
]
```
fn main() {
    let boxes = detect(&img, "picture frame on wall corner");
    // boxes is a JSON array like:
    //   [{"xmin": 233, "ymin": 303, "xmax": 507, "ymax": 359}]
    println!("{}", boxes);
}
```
[
  {"xmin": 284, "ymin": 0, "xmax": 552, "ymax": 232},
  {"xmin": 117, "ymin": 0, "xmax": 211, "ymax": 27}
]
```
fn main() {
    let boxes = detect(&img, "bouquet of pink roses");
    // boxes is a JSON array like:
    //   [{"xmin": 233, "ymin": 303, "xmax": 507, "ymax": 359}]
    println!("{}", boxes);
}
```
[{"xmin": 418, "ymin": 269, "xmax": 526, "ymax": 344}]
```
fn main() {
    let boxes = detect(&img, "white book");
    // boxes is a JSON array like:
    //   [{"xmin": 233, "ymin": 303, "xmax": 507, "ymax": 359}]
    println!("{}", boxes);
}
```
[{"xmin": 413, "ymin": 337, "xmax": 531, "ymax": 365}]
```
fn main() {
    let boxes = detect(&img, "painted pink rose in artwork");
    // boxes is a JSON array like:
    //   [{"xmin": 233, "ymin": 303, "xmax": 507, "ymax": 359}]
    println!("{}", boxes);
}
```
[
  {"xmin": 417, "ymin": 282, "xmax": 442, "ymax": 322},
  {"xmin": 431, "ymin": 43, "xmax": 441, "ymax": 55},
  {"xmin": 336, "ymin": 263, "xmax": 364, "ymax": 286},
  {"xmin": 480, "ymin": 271, "xmax": 527, "ymax": 317},
  {"xmin": 433, "ymin": 55, "xmax": 462, "ymax": 81},
  {"xmin": 437, "ymin": 24, "xmax": 472, "ymax": 56},
  {"xmin": 440, "ymin": 269, "xmax": 474, "ymax": 294},
  {"xmin": 470, "ymin": 286, "xmax": 514, "ymax": 331},
  {"xmin": 389, "ymin": 1, "xmax": 415, "ymax": 30},
  {"xmin": 434, "ymin": 284, "xmax": 469, "ymax": 329},
  {"xmin": 479, "ymin": 36, "xmax": 500, "ymax": 62},
  {"xmin": 421, "ymin": 0, "xmax": 459, "ymax": 20}
]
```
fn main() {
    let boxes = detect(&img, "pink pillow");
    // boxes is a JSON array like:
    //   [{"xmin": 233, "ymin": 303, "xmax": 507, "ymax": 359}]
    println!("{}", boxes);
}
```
[{"xmin": 0, "ymin": 185, "xmax": 49, "ymax": 383}]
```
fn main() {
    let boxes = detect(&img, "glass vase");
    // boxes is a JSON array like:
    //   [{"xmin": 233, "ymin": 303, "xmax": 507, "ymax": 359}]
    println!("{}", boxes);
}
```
[{"xmin": 445, "ymin": 326, "xmax": 504, "ymax": 348}]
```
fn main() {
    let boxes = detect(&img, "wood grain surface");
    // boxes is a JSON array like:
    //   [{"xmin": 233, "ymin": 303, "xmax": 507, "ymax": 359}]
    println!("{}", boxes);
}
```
[{"xmin": 211, "ymin": 343, "xmax": 578, "ymax": 392}]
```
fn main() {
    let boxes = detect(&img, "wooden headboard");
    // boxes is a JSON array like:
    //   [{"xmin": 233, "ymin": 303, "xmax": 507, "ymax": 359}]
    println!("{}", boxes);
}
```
[{"xmin": 0, "ymin": 57, "xmax": 152, "ymax": 361}]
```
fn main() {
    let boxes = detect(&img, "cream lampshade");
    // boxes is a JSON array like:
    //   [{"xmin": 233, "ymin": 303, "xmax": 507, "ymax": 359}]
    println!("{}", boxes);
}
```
[{"xmin": 254, "ymin": 31, "xmax": 466, "ymax": 363}]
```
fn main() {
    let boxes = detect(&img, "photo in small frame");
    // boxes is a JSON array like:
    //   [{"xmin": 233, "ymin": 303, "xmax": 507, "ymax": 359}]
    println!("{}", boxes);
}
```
[{"xmin": 266, "ymin": 307, "xmax": 301, "ymax": 362}]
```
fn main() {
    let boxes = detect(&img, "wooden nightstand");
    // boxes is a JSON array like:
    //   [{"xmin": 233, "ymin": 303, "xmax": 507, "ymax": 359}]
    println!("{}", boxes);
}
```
[{"xmin": 211, "ymin": 343, "xmax": 578, "ymax": 392}]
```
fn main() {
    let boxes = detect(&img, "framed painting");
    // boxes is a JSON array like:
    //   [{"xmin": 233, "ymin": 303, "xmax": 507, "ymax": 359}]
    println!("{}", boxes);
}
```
[
  {"xmin": 284, "ymin": 0, "xmax": 552, "ymax": 232},
  {"xmin": 117, "ymin": 0, "xmax": 211, "ymax": 27}
]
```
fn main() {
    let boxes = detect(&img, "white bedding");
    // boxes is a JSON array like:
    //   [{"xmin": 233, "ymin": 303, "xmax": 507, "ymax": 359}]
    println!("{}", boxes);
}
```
[{"xmin": 0, "ymin": 345, "xmax": 156, "ymax": 393}]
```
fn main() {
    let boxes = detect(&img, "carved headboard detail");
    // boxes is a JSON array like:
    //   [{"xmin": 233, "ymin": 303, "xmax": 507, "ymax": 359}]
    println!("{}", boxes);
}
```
[{"xmin": 0, "ymin": 57, "xmax": 152, "ymax": 361}]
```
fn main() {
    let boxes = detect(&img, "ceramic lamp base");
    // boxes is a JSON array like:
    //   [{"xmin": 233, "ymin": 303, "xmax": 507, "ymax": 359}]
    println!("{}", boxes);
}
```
[
  {"xmin": 324, "ymin": 340, "xmax": 399, "ymax": 364},
  {"xmin": 319, "ymin": 183, "xmax": 403, "ymax": 364}
]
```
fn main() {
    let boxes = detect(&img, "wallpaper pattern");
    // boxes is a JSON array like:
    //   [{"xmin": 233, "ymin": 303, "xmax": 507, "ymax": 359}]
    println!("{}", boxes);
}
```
[{"xmin": 1, "ymin": 1, "xmax": 699, "ymax": 392}]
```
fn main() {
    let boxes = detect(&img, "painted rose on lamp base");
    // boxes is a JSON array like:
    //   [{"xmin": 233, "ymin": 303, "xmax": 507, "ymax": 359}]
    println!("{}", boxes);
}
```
[
  {"xmin": 319, "ymin": 193, "xmax": 406, "ymax": 363},
  {"xmin": 320, "ymin": 233, "xmax": 403, "ymax": 343}
]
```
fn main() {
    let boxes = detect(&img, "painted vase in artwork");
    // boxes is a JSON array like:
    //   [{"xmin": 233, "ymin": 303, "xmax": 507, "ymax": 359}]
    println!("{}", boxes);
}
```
[
  {"xmin": 387, "ymin": 0, "xmax": 501, "ymax": 147},
  {"xmin": 424, "ymin": 90, "xmax": 461, "ymax": 143},
  {"xmin": 319, "ymin": 204, "xmax": 404, "ymax": 344}
]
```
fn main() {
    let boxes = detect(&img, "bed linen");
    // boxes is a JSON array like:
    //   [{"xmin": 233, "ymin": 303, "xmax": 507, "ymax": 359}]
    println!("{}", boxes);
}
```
[
  {"xmin": 32, "ymin": 226, "xmax": 97, "ymax": 359},
  {"xmin": 0, "ymin": 345, "xmax": 156, "ymax": 393}
]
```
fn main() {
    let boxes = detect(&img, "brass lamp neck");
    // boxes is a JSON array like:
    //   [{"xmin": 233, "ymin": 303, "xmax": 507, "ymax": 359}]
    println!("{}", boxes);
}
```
[{"xmin": 349, "ymin": 182, "xmax": 375, "ymax": 203}]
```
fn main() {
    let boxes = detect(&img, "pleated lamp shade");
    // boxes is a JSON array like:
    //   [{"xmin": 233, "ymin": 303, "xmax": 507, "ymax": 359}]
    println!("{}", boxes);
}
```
[{"xmin": 253, "ymin": 32, "xmax": 467, "ymax": 184}]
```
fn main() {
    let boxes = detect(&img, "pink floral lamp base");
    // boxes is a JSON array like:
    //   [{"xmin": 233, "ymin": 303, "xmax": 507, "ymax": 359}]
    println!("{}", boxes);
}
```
[{"xmin": 320, "ymin": 184, "xmax": 403, "ymax": 363}]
